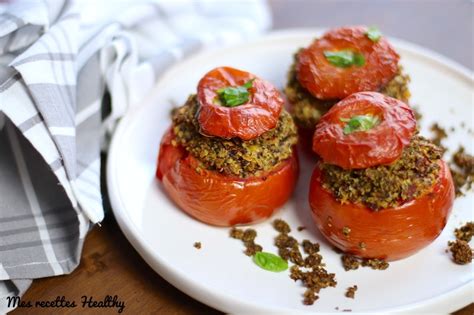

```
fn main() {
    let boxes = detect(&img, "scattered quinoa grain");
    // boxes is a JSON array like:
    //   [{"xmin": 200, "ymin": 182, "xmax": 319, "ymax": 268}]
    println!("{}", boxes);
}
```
[
  {"xmin": 341, "ymin": 255, "xmax": 360, "ymax": 271},
  {"xmin": 455, "ymin": 222, "xmax": 474, "ymax": 242},
  {"xmin": 272, "ymin": 219, "xmax": 336, "ymax": 305},
  {"xmin": 361, "ymin": 258, "xmax": 390, "ymax": 270},
  {"xmin": 273, "ymin": 219, "xmax": 291, "ymax": 234},
  {"xmin": 450, "ymin": 146, "xmax": 474, "ymax": 196},
  {"xmin": 230, "ymin": 228, "xmax": 262, "ymax": 257},
  {"xmin": 302, "ymin": 240, "xmax": 320, "ymax": 255},
  {"xmin": 342, "ymin": 226, "xmax": 351, "ymax": 237},
  {"xmin": 230, "ymin": 227, "xmax": 244, "ymax": 239},
  {"xmin": 345, "ymin": 285, "xmax": 358, "ymax": 299},
  {"xmin": 429, "ymin": 123, "xmax": 447, "ymax": 148},
  {"xmin": 242, "ymin": 229, "xmax": 257, "ymax": 242},
  {"xmin": 341, "ymin": 254, "xmax": 389, "ymax": 271},
  {"xmin": 303, "ymin": 289, "xmax": 319, "ymax": 305},
  {"xmin": 193, "ymin": 242, "xmax": 201, "ymax": 249},
  {"xmin": 448, "ymin": 240, "xmax": 473, "ymax": 264}
]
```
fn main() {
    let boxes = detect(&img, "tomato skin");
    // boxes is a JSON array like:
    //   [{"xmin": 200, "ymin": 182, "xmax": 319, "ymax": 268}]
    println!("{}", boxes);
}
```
[
  {"xmin": 297, "ymin": 26, "xmax": 399, "ymax": 100},
  {"xmin": 197, "ymin": 67, "xmax": 283, "ymax": 140},
  {"xmin": 309, "ymin": 160, "xmax": 454, "ymax": 261},
  {"xmin": 156, "ymin": 128, "xmax": 299, "ymax": 226},
  {"xmin": 313, "ymin": 92, "xmax": 416, "ymax": 169}
]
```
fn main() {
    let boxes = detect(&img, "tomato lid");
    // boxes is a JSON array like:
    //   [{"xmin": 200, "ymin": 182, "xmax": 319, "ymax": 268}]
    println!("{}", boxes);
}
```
[
  {"xmin": 297, "ymin": 26, "xmax": 399, "ymax": 100},
  {"xmin": 197, "ymin": 67, "xmax": 283, "ymax": 140},
  {"xmin": 312, "ymin": 92, "xmax": 416, "ymax": 169}
]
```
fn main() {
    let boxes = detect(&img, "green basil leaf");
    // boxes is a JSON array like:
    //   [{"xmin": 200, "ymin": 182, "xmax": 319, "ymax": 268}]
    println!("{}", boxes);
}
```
[
  {"xmin": 341, "ymin": 115, "xmax": 380, "ymax": 135},
  {"xmin": 366, "ymin": 26, "xmax": 382, "ymax": 42},
  {"xmin": 253, "ymin": 251, "xmax": 288, "ymax": 272},
  {"xmin": 353, "ymin": 52, "xmax": 366, "ymax": 66},
  {"xmin": 324, "ymin": 50, "xmax": 365, "ymax": 68},
  {"xmin": 216, "ymin": 79, "xmax": 254, "ymax": 107}
]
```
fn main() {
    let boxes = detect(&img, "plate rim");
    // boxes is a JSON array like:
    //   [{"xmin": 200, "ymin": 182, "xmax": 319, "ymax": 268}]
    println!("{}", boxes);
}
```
[{"xmin": 107, "ymin": 29, "xmax": 474, "ymax": 314}]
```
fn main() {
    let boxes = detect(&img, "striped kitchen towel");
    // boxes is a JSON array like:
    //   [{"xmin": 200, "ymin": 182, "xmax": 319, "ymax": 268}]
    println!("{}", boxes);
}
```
[{"xmin": 0, "ymin": 0, "xmax": 271, "ymax": 311}]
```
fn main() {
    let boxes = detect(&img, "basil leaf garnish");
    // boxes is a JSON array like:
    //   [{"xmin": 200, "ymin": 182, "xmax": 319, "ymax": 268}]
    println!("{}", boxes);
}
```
[
  {"xmin": 253, "ymin": 251, "xmax": 288, "ymax": 272},
  {"xmin": 341, "ymin": 115, "xmax": 380, "ymax": 134},
  {"xmin": 324, "ymin": 50, "xmax": 366, "ymax": 68},
  {"xmin": 216, "ymin": 79, "xmax": 254, "ymax": 107},
  {"xmin": 366, "ymin": 26, "xmax": 382, "ymax": 42}
]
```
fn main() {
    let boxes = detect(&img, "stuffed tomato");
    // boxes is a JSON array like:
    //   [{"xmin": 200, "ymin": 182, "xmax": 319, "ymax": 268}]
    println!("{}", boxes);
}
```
[
  {"xmin": 285, "ymin": 26, "xmax": 411, "ymax": 148},
  {"xmin": 309, "ymin": 92, "xmax": 454, "ymax": 261},
  {"xmin": 157, "ymin": 67, "xmax": 299, "ymax": 226}
]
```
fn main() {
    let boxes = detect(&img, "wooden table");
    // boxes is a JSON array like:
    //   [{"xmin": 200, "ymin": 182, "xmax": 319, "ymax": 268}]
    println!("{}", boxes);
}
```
[{"xmin": 11, "ymin": 215, "xmax": 473, "ymax": 314}]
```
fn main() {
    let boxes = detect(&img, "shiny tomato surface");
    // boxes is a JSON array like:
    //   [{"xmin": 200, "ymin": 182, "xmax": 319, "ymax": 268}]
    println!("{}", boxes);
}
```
[
  {"xmin": 197, "ymin": 67, "xmax": 283, "ymax": 140},
  {"xmin": 297, "ymin": 26, "xmax": 399, "ymax": 100},
  {"xmin": 156, "ymin": 128, "xmax": 299, "ymax": 226},
  {"xmin": 313, "ymin": 92, "xmax": 416, "ymax": 169},
  {"xmin": 309, "ymin": 160, "xmax": 454, "ymax": 261}
]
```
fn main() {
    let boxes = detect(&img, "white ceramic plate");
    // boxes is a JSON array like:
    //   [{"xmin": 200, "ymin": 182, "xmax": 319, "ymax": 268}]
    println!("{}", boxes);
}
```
[{"xmin": 107, "ymin": 30, "xmax": 474, "ymax": 314}]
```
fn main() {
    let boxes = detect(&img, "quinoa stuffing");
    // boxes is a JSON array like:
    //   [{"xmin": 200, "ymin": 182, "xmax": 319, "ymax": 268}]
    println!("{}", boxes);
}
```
[
  {"xmin": 455, "ymin": 222, "xmax": 474, "ymax": 242},
  {"xmin": 171, "ymin": 95, "xmax": 297, "ymax": 178},
  {"xmin": 320, "ymin": 136, "xmax": 442, "ymax": 210},
  {"xmin": 193, "ymin": 242, "xmax": 202, "ymax": 249},
  {"xmin": 448, "ymin": 240, "xmax": 473, "ymax": 265},
  {"xmin": 345, "ymin": 285, "xmax": 358, "ymax": 299},
  {"xmin": 285, "ymin": 51, "xmax": 411, "ymax": 129}
]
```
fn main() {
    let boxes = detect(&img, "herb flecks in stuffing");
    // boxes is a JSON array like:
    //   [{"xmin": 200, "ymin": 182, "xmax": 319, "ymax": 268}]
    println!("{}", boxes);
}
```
[
  {"xmin": 321, "ymin": 136, "xmax": 442, "ymax": 210},
  {"xmin": 285, "ymin": 51, "xmax": 410, "ymax": 130},
  {"xmin": 455, "ymin": 222, "xmax": 474, "ymax": 242},
  {"xmin": 172, "ymin": 95, "xmax": 297, "ymax": 178},
  {"xmin": 345, "ymin": 285, "xmax": 358, "ymax": 299},
  {"xmin": 448, "ymin": 240, "xmax": 473, "ymax": 265}
]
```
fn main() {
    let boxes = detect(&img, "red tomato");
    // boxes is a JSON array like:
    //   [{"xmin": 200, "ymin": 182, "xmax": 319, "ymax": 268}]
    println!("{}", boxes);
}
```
[
  {"xmin": 309, "ymin": 160, "xmax": 454, "ymax": 261},
  {"xmin": 297, "ymin": 26, "xmax": 399, "ymax": 100},
  {"xmin": 156, "ymin": 128, "xmax": 299, "ymax": 226},
  {"xmin": 197, "ymin": 67, "xmax": 283, "ymax": 140},
  {"xmin": 313, "ymin": 92, "xmax": 416, "ymax": 169}
]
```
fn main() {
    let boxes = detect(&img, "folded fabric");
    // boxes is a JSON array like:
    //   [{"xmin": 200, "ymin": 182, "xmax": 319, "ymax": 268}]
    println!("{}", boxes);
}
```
[{"xmin": 0, "ymin": 0, "xmax": 270, "ymax": 312}]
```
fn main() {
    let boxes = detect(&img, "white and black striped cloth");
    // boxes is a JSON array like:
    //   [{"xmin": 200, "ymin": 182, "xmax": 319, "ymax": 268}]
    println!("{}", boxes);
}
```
[{"xmin": 0, "ymin": 0, "xmax": 270, "ymax": 311}]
